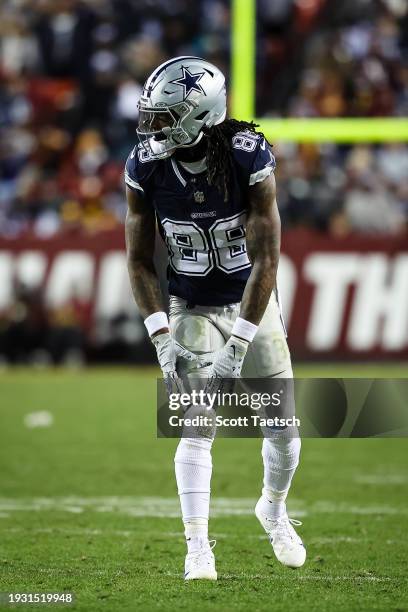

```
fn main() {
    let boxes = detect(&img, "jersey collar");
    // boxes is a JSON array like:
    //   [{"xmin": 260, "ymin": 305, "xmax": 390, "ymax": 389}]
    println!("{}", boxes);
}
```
[{"xmin": 170, "ymin": 157, "xmax": 187, "ymax": 187}]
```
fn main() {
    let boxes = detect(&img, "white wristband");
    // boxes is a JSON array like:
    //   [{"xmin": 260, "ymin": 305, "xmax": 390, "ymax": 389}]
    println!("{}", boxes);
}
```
[
  {"xmin": 144, "ymin": 311, "xmax": 169, "ymax": 337},
  {"xmin": 231, "ymin": 317, "xmax": 259, "ymax": 343}
]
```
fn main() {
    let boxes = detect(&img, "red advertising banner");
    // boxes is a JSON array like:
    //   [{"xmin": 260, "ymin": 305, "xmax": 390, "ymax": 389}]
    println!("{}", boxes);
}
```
[
  {"xmin": 279, "ymin": 229, "xmax": 408, "ymax": 360},
  {"xmin": 0, "ymin": 228, "xmax": 407, "ymax": 360}
]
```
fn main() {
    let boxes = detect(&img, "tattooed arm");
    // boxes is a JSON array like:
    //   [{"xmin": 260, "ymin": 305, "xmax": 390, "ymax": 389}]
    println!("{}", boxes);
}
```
[
  {"xmin": 126, "ymin": 186, "xmax": 207, "ymax": 380},
  {"xmin": 239, "ymin": 173, "xmax": 281, "ymax": 325},
  {"xmin": 202, "ymin": 174, "xmax": 281, "ymax": 382},
  {"xmin": 125, "ymin": 186, "xmax": 168, "ymax": 332}
]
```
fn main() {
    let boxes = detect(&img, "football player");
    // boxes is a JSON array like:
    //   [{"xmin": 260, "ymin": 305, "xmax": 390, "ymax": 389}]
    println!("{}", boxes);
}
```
[{"xmin": 125, "ymin": 56, "xmax": 305, "ymax": 580}]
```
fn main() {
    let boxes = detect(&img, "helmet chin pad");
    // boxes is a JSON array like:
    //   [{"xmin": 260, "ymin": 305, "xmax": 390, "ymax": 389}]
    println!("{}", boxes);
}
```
[
  {"xmin": 148, "ymin": 137, "xmax": 176, "ymax": 158},
  {"xmin": 149, "ymin": 127, "xmax": 202, "ymax": 157}
]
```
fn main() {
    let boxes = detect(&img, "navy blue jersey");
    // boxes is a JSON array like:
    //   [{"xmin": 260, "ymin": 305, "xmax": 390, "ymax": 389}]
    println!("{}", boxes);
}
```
[{"xmin": 125, "ymin": 131, "xmax": 276, "ymax": 306}]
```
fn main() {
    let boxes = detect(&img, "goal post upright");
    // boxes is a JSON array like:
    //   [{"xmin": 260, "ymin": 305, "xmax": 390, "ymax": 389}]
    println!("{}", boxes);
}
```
[
  {"xmin": 231, "ymin": 0, "xmax": 256, "ymax": 121},
  {"xmin": 230, "ymin": 0, "xmax": 408, "ymax": 142}
]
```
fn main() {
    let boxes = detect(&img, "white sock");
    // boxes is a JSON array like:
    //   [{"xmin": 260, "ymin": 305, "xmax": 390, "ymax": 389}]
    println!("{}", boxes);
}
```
[
  {"xmin": 261, "ymin": 436, "xmax": 301, "ymax": 519},
  {"xmin": 174, "ymin": 437, "xmax": 213, "ymax": 550},
  {"xmin": 259, "ymin": 487, "xmax": 288, "ymax": 520},
  {"xmin": 184, "ymin": 518, "xmax": 209, "ymax": 553}
]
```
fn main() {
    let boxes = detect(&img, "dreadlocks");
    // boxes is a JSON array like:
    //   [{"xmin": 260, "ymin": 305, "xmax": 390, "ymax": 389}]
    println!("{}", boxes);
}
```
[{"xmin": 203, "ymin": 119, "xmax": 269, "ymax": 201}]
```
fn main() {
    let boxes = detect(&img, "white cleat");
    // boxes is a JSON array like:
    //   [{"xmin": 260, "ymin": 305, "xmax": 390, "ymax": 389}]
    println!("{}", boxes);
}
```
[
  {"xmin": 255, "ymin": 499, "xmax": 306, "ymax": 568},
  {"xmin": 184, "ymin": 540, "xmax": 217, "ymax": 581}
]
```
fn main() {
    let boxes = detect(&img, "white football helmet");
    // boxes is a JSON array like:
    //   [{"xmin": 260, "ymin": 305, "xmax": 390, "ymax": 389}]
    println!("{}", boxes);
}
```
[{"xmin": 137, "ymin": 56, "xmax": 227, "ymax": 159}]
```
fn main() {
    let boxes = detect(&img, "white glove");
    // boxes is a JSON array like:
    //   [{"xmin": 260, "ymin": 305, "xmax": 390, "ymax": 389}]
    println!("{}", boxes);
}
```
[
  {"xmin": 152, "ymin": 332, "xmax": 209, "ymax": 393},
  {"xmin": 203, "ymin": 336, "xmax": 249, "ymax": 398},
  {"xmin": 207, "ymin": 336, "xmax": 249, "ymax": 379}
]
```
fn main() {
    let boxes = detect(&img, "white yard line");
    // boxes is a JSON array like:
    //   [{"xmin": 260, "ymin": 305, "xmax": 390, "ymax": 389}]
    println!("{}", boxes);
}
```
[
  {"xmin": 0, "ymin": 496, "xmax": 406, "ymax": 518},
  {"xmin": 164, "ymin": 571, "xmax": 393, "ymax": 582},
  {"xmin": 296, "ymin": 575, "xmax": 392, "ymax": 582},
  {"xmin": 0, "ymin": 497, "xmax": 264, "ymax": 518},
  {"xmin": 354, "ymin": 474, "xmax": 408, "ymax": 485},
  {"xmin": 1, "ymin": 527, "xmax": 404, "ymax": 547},
  {"xmin": 4, "ymin": 527, "xmax": 134, "ymax": 537},
  {"xmin": 0, "ymin": 525, "xmax": 402, "ymax": 546},
  {"xmin": 311, "ymin": 501, "xmax": 408, "ymax": 515},
  {"xmin": 26, "ymin": 568, "xmax": 393, "ymax": 581}
]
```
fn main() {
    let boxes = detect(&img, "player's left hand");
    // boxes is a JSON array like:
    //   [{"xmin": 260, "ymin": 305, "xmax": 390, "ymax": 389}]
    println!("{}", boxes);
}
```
[
  {"xmin": 206, "ymin": 335, "xmax": 249, "ymax": 380},
  {"xmin": 202, "ymin": 336, "xmax": 249, "ymax": 397}
]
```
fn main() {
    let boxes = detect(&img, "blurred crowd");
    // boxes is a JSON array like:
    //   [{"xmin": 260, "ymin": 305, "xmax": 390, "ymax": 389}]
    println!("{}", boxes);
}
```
[
  {"xmin": 0, "ymin": 0, "xmax": 406, "ymax": 241},
  {"xmin": 0, "ymin": 280, "xmax": 152, "ymax": 365},
  {"xmin": 0, "ymin": 0, "xmax": 407, "ymax": 365}
]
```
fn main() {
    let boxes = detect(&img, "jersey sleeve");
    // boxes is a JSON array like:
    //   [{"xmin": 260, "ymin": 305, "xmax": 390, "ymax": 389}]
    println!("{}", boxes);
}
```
[
  {"xmin": 124, "ymin": 146, "xmax": 145, "ymax": 193},
  {"xmin": 231, "ymin": 132, "xmax": 276, "ymax": 186},
  {"xmin": 248, "ymin": 137, "xmax": 276, "ymax": 186}
]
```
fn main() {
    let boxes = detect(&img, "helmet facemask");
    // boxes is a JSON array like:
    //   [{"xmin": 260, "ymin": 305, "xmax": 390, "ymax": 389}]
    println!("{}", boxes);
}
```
[{"xmin": 137, "ymin": 100, "xmax": 198, "ymax": 160}]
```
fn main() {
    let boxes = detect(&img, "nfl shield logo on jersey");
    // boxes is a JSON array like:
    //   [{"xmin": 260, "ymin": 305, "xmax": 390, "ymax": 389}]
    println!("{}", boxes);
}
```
[{"xmin": 194, "ymin": 191, "xmax": 205, "ymax": 204}]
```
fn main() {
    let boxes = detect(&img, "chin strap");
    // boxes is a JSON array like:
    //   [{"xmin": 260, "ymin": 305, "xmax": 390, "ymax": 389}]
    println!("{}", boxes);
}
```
[
  {"xmin": 178, "ymin": 132, "xmax": 204, "ymax": 149},
  {"xmin": 142, "ymin": 129, "xmax": 206, "ymax": 160}
]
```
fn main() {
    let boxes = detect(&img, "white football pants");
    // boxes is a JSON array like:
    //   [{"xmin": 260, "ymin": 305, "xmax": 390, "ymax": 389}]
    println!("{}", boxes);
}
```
[{"xmin": 170, "ymin": 292, "xmax": 301, "ymax": 527}]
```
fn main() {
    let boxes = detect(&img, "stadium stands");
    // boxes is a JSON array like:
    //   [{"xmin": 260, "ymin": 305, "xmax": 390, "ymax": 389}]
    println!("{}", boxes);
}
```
[{"xmin": 0, "ymin": 0, "xmax": 406, "ymax": 238}]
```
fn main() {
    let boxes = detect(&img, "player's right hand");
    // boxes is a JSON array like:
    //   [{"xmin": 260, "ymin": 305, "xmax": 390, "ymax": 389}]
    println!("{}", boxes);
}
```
[{"xmin": 152, "ymin": 332, "xmax": 210, "ymax": 395}]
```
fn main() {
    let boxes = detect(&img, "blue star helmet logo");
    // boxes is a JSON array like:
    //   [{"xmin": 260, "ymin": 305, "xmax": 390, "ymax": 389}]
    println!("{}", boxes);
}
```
[{"xmin": 169, "ymin": 66, "xmax": 206, "ymax": 99}]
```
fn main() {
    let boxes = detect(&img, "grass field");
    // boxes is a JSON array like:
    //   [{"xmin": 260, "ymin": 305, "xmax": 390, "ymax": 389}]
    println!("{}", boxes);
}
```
[{"xmin": 0, "ymin": 365, "xmax": 407, "ymax": 612}]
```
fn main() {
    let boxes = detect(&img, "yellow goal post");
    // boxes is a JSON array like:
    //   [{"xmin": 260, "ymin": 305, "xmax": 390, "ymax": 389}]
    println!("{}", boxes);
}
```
[{"xmin": 231, "ymin": 0, "xmax": 408, "ymax": 142}]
